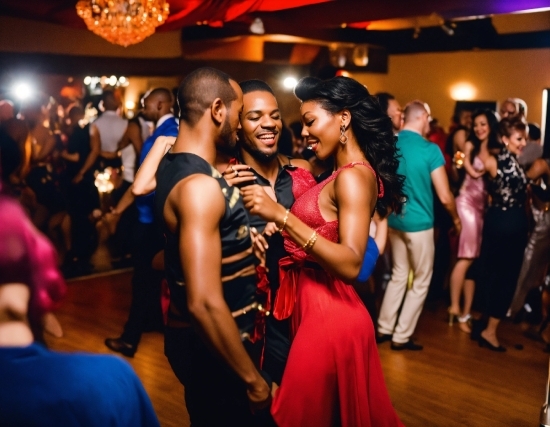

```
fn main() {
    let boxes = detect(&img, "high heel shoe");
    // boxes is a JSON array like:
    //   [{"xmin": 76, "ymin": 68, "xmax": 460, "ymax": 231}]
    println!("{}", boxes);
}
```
[
  {"xmin": 478, "ymin": 336, "xmax": 506, "ymax": 352},
  {"xmin": 447, "ymin": 308, "xmax": 460, "ymax": 326}
]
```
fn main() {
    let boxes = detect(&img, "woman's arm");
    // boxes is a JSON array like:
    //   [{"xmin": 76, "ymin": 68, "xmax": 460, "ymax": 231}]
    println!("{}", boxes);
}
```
[
  {"xmin": 32, "ymin": 129, "xmax": 55, "ymax": 163},
  {"xmin": 242, "ymin": 166, "xmax": 376, "ymax": 282},
  {"xmin": 453, "ymin": 128, "xmax": 468, "ymax": 153},
  {"xmin": 371, "ymin": 212, "xmax": 388, "ymax": 254},
  {"xmin": 462, "ymin": 141, "xmax": 484, "ymax": 179},
  {"xmin": 484, "ymin": 154, "xmax": 498, "ymax": 179},
  {"xmin": 132, "ymin": 136, "xmax": 176, "ymax": 196}
]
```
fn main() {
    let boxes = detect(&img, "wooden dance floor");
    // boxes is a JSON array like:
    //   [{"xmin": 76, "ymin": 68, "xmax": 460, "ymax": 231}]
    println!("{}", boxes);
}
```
[{"xmin": 47, "ymin": 270, "xmax": 548, "ymax": 427}]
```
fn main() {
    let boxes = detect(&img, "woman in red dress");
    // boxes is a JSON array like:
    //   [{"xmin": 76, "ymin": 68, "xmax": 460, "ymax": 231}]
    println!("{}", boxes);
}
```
[{"xmin": 241, "ymin": 76, "xmax": 405, "ymax": 427}]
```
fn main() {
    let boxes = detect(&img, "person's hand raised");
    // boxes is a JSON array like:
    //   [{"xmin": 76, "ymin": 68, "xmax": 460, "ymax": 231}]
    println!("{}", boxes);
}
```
[{"xmin": 241, "ymin": 184, "xmax": 285, "ymax": 223}]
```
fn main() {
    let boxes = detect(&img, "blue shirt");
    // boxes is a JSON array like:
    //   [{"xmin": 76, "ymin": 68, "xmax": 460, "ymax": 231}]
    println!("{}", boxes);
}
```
[
  {"xmin": 388, "ymin": 130, "xmax": 445, "ymax": 232},
  {"xmin": 136, "ymin": 116, "xmax": 179, "ymax": 224},
  {"xmin": 0, "ymin": 343, "xmax": 160, "ymax": 427}
]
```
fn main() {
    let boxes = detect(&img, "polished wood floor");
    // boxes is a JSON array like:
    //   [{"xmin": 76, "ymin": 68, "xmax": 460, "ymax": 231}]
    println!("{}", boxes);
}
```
[{"xmin": 47, "ymin": 270, "xmax": 549, "ymax": 427}]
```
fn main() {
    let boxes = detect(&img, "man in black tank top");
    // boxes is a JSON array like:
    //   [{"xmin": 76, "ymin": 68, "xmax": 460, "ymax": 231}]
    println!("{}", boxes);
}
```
[{"xmin": 155, "ymin": 68, "xmax": 270, "ymax": 426}]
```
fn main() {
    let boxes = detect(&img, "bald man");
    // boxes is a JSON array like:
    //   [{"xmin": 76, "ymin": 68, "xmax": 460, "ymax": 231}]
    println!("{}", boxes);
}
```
[
  {"xmin": 154, "ymin": 69, "xmax": 270, "ymax": 426},
  {"xmin": 105, "ymin": 88, "xmax": 178, "ymax": 357},
  {"xmin": 378, "ymin": 100, "xmax": 461, "ymax": 351}
]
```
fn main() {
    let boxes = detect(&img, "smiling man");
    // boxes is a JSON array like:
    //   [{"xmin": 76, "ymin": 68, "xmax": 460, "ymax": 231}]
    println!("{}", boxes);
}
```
[{"xmin": 224, "ymin": 79, "xmax": 314, "ymax": 385}]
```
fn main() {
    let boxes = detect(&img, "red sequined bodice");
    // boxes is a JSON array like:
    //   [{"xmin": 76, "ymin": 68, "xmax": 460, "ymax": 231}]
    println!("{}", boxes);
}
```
[{"xmin": 284, "ymin": 162, "xmax": 379, "ymax": 262}]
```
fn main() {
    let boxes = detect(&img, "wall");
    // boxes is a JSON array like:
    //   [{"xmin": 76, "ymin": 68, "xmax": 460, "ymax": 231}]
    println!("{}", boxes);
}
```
[
  {"xmin": 0, "ymin": 16, "xmax": 182, "ymax": 58},
  {"xmin": 354, "ymin": 48, "xmax": 550, "ymax": 130}
]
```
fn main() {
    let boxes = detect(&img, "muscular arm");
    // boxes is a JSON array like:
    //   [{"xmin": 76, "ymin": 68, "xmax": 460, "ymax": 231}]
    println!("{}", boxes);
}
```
[
  {"xmin": 133, "ymin": 136, "xmax": 175, "ymax": 196},
  {"xmin": 431, "ymin": 166, "xmax": 461, "ymax": 232},
  {"xmin": 243, "ymin": 166, "xmax": 376, "ymax": 282},
  {"xmin": 168, "ymin": 175, "xmax": 269, "ymax": 402}
]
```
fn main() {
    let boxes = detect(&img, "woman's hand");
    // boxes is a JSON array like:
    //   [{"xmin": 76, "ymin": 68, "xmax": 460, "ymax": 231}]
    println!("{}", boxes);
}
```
[
  {"xmin": 241, "ymin": 184, "xmax": 285, "ymax": 223},
  {"xmin": 222, "ymin": 164, "xmax": 256, "ymax": 187},
  {"xmin": 262, "ymin": 222, "xmax": 278, "ymax": 237}
]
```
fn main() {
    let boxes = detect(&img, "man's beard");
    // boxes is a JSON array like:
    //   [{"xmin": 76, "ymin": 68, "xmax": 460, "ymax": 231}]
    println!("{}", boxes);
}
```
[
  {"xmin": 239, "ymin": 137, "xmax": 278, "ymax": 164},
  {"xmin": 220, "ymin": 116, "xmax": 237, "ymax": 148}
]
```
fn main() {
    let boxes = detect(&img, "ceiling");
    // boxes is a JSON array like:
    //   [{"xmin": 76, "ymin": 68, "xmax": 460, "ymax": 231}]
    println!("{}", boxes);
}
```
[{"xmin": 1, "ymin": 0, "xmax": 549, "ymax": 56}]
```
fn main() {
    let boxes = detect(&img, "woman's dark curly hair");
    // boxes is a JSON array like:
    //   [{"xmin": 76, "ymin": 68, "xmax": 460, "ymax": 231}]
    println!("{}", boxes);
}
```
[
  {"xmin": 294, "ymin": 76, "xmax": 405, "ymax": 216},
  {"xmin": 469, "ymin": 109, "xmax": 500, "ymax": 161}
]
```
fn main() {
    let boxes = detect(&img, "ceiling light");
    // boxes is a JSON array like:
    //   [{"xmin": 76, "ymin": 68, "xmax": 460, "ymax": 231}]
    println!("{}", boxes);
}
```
[
  {"xmin": 76, "ymin": 0, "xmax": 170, "ymax": 47},
  {"xmin": 249, "ymin": 17, "xmax": 265, "ymax": 35}
]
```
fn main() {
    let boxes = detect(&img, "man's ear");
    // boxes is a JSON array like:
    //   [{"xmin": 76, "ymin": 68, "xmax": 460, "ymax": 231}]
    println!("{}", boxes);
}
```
[{"xmin": 210, "ymin": 97, "xmax": 225, "ymax": 126}]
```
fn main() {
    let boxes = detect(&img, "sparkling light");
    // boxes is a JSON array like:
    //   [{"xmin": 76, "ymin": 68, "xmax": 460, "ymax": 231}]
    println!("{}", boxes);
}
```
[
  {"xmin": 94, "ymin": 167, "xmax": 115, "ymax": 193},
  {"xmin": 84, "ymin": 76, "xmax": 92, "ymax": 85},
  {"xmin": 76, "ymin": 0, "xmax": 170, "ymax": 47}
]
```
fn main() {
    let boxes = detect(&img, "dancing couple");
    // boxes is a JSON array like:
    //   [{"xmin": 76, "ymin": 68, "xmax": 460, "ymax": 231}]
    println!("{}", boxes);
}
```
[{"xmin": 142, "ymin": 68, "xmax": 405, "ymax": 426}]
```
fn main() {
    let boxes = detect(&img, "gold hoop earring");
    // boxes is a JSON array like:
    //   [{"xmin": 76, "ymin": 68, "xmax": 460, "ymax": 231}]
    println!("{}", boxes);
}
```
[{"xmin": 339, "ymin": 124, "xmax": 348, "ymax": 144}]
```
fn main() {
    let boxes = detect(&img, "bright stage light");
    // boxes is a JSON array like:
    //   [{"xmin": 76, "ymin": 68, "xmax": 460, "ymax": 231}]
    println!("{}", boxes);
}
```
[
  {"xmin": 125, "ymin": 100, "xmax": 136, "ymax": 110},
  {"xmin": 14, "ymin": 83, "xmax": 32, "ymax": 100},
  {"xmin": 84, "ymin": 76, "xmax": 92, "ymax": 85},
  {"xmin": 283, "ymin": 77, "xmax": 298, "ymax": 90}
]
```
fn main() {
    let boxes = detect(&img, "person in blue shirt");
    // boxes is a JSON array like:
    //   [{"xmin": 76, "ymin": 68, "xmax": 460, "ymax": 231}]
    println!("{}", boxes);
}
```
[
  {"xmin": 377, "ymin": 100, "xmax": 461, "ymax": 350},
  {"xmin": 105, "ymin": 88, "xmax": 179, "ymax": 357},
  {"xmin": 0, "ymin": 191, "xmax": 160, "ymax": 427}
]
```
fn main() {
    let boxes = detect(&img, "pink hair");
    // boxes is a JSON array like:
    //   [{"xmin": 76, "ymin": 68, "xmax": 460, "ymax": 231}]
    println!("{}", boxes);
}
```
[{"xmin": 0, "ymin": 194, "xmax": 66, "ymax": 339}]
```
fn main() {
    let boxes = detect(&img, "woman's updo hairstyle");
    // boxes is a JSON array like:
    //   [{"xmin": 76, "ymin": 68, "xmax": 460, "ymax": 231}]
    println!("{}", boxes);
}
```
[
  {"xmin": 499, "ymin": 116, "xmax": 527, "ymax": 139},
  {"xmin": 294, "ymin": 76, "xmax": 405, "ymax": 216}
]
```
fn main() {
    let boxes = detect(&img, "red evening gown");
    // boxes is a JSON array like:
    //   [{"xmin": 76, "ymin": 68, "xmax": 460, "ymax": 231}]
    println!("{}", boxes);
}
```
[{"xmin": 271, "ymin": 162, "xmax": 404, "ymax": 427}]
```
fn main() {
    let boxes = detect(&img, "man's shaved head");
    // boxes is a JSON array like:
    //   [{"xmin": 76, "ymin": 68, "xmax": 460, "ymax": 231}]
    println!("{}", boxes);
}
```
[
  {"xmin": 177, "ymin": 67, "xmax": 237, "ymax": 126},
  {"xmin": 144, "ymin": 87, "xmax": 173, "ymax": 104},
  {"xmin": 403, "ymin": 100, "xmax": 428, "ymax": 123}
]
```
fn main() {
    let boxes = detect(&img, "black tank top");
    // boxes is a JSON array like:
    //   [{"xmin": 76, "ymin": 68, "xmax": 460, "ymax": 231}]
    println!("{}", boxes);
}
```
[{"xmin": 155, "ymin": 152, "xmax": 257, "ymax": 333}]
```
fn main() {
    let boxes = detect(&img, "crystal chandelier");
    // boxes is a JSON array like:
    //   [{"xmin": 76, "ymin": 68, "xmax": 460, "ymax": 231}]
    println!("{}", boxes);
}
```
[{"xmin": 76, "ymin": 0, "xmax": 170, "ymax": 47}]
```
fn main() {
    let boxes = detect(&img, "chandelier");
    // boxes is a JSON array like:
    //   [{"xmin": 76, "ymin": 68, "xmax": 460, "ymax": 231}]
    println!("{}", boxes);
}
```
[{"xmin": 76, "ymin": 0, "xmax": 170, "ymax": 47}]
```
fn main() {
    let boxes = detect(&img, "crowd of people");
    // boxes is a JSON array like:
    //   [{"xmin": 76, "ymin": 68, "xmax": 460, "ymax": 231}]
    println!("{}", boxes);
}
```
[{"xmin": 0, "ymin": 67, "xmax": 549, "ymax": 426}]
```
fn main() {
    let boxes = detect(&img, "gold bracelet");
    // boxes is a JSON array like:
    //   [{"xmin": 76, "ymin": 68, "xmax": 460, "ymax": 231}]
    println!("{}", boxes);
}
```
[
  {"xmin": 302, "ymin": 231, "xmax": 318, "ymax": 252},
  {"xmin": 278, "ymin": 209, "xmax": 290, "ymax": 234}
]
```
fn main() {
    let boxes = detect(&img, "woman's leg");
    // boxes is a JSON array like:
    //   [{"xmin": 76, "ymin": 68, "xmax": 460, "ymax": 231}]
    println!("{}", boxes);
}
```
[
  {"xmin": 449, "ymin": 258, "xmax": 473, "ymax": 316},
  {"xmin": 481, "ymin": 316, "xmax": 501, "ymax": 347}
]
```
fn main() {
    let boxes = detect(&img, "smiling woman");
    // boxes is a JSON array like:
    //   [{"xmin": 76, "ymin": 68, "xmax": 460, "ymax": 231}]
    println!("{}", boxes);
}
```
[{"xmin": 240, "ymin": 75, "xmax": 405, "ymax": 427}]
